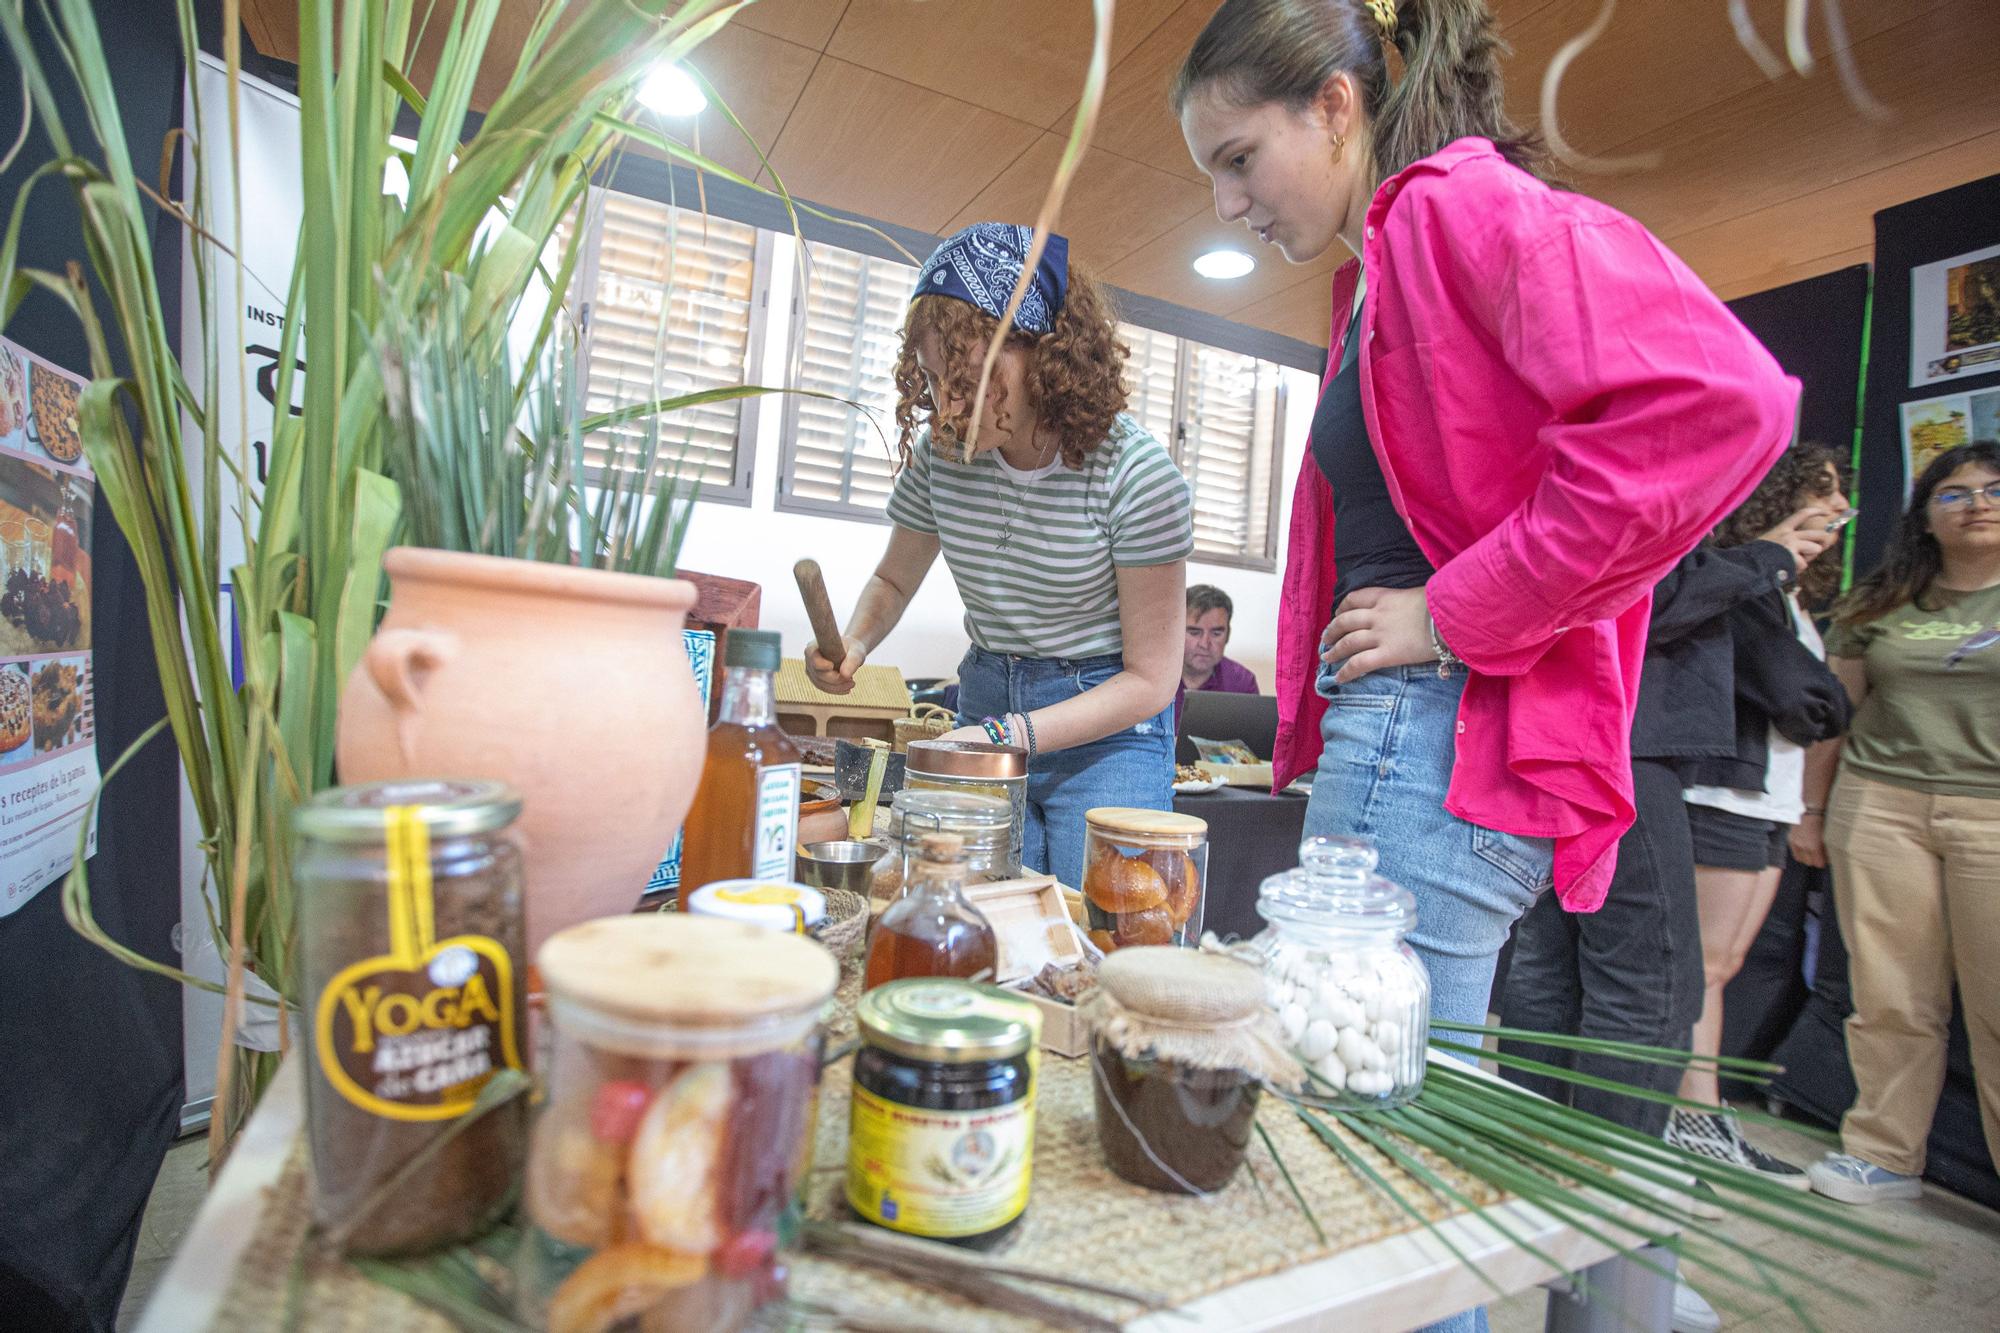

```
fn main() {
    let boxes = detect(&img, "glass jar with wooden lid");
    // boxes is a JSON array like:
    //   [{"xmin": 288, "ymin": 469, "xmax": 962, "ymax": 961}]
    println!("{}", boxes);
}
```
[
  {"xmin": 519, "ymin": 916, "xmax": 836, "ymax": 1332},
  {"xmin": 904, "ymin": 739, "xmax": 1027, "ymax": 876},
  {"xmin": 1081, "ymin": 807, "xmax": 1208, "ymax": 952}
]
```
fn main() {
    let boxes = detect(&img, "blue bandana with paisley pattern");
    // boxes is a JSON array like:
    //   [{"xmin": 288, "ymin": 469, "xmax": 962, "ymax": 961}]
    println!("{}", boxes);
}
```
[{"xmin": 913, "ymin": 223, "xmax": 1069, "ymax": 335}]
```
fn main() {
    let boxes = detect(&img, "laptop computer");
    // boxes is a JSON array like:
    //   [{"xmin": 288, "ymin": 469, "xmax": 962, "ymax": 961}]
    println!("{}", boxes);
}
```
[{"xmin": 1176, "ymin": 691, "xmax": 1278, "ymax": 766}]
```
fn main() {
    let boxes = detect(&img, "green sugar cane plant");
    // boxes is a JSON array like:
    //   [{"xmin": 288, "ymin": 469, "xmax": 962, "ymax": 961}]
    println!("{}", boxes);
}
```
[
  {"xmin": 0, "ymin": 0, "xmax": 1114, "ymax": 1159},
  {"xmin": 0, "ymin": 0, "xmax": 861, "ymax": 1157}
]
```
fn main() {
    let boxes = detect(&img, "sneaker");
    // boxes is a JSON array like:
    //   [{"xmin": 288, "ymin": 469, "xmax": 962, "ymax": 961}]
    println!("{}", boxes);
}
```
[
  {"xmin": 1806, "ymin": 1152, "xmax": 1923, "ymax": 1204},
  {"xmin": 1666, "ymin": 1107, "xmax": 1748, "ymax": 1167},
  {"xmin": 1735, "ymin": 1136, "xmax": 1811, "ymax": 1191},
  {"xmin": 1667, "ymin": 1108, "xmax": 1811, "ymax": 1189},
  {"xmin": 1672, "ymin": 1275, "xmax": 1722, "ymax": 1333}
]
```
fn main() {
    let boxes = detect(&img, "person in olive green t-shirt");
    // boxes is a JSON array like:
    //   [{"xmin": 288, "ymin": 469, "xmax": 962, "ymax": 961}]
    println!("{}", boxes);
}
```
[
  {"xmin": 1793, "ymin": 442, "xmax": 2000, "ymax": 1208},
  {"xmin": 1820, "ymin": 580, "xmax": 2000, "ymax": 795}
]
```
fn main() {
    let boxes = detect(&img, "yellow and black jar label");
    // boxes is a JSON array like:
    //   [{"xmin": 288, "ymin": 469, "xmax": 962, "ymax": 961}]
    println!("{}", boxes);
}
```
[{"xmin": 313, "ymin": 806, "xmax": 521, "ymax": 1122}]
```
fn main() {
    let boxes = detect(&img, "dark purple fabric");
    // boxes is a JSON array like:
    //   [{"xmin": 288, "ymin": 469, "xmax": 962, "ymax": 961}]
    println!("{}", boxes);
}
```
[{"xmin": 1174, "ymin": 656, "xmax": 1260, "ymax": 721}]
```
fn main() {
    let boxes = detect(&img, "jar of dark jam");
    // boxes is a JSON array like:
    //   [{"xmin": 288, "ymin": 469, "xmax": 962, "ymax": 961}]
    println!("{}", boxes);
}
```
[{"xmin": 847, "ymin": 980, "xmax": 1040, "ymax": 1248}]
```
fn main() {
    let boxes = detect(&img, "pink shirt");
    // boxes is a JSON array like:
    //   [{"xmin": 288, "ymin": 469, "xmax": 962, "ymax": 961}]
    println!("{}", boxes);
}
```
[{"xmin": 1275, "ymin": 139, "xmax": 1796, "ymax": 911}]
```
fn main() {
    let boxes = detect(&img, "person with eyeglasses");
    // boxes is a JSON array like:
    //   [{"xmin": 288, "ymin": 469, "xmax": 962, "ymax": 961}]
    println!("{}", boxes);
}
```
[{"xmin": 1796, "ymin": 440, "xmax": 2000, "ymax": 1205}]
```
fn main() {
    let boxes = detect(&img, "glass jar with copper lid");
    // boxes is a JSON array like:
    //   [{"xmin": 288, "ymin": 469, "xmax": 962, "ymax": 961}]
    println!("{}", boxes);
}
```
[
  {"xmin": 1081, "ymin": 807, "xmax": 1208, "ymax": 951},
  {"xmin": 519, "ymin": 916, "xmax": 836, "ymax": 1332},
  {"xmin": 904, "ymin": 739, "xmax": 1026, "ymax": 878}
]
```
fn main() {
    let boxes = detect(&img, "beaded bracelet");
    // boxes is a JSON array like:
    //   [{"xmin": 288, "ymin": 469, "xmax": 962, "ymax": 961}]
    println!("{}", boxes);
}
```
[{"xmin": 1018, "ymin": 710, "xmax": 1038, "ymax": 759}]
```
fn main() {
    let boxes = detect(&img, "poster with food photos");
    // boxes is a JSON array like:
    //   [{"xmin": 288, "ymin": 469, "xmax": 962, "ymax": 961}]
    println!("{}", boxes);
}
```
[
  {"xmin": 0, "ymin": 336, "xmax": 99, "ymax": 917},
  {"xmin": 1910, "ymin": 241, "xmax": 2000, "ymax": 387}
]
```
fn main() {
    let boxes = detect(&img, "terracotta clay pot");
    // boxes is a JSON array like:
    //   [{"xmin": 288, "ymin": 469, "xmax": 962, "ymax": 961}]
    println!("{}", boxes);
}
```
[
  {"xmin": 337, "ymin": 547, "xmax": 703, "ymax": 957},
  {"xmin": 798, "ymin": 779, "xmax": 849, "ymax": 849}
]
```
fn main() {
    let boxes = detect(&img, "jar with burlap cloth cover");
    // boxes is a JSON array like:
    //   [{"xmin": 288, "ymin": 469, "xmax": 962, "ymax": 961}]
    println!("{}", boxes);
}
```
[{"xmin": 1079, "ymin": 947, "xmax": 1302, "ymax": 1194}]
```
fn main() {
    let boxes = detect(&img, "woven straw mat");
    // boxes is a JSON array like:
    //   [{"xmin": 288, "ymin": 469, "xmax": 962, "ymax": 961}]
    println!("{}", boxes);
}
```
[{"xmin": 208, "ymin": 1059, "xmax": 1500, "ymax": 1331}]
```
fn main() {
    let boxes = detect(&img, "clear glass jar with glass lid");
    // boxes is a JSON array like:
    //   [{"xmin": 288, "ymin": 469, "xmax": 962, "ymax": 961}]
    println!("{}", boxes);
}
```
[
  {"xmin": 518, "ymin": 915, "xmax": 836, "ymax": 1332},
  {"xmin": 890, "ymin": 787, "xmax": 1016, "ymax": 883},
  {"xmin": 1252, "ymin": 836, "xmax": 1429, "ymax": 1107},
  {"xmin": 904, "ymin": 740, "xmax": 1027, "ymax": 874}
]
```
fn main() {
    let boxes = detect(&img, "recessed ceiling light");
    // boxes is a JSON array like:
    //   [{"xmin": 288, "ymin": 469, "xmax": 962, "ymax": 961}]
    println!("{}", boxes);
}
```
[
  {"xmin": 1192, "ymin": 249, "xmax": 1255, "ymax": 280},
  {"xmin": 638, "ymin": 63, "xmax": 707, "ymax": 118}
]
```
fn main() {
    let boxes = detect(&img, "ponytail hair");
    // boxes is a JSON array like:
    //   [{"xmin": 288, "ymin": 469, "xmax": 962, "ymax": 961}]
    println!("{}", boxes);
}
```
[{"xmin": 1171, "ymin": 0, "xmax": 1549, "ymax": 183}]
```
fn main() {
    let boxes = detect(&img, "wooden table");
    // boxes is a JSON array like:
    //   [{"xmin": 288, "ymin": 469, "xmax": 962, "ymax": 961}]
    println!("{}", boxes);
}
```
[{"xmin": 136, "ymin": 1056, "xmax": 1678, "ymax": 1333}]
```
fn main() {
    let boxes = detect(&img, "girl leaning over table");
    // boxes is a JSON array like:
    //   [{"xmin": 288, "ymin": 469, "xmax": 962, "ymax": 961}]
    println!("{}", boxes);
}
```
[
  {"xmin": 1172, "ymin": 0, "xmax": 1798, "ymax": 1038},
  {"xmin": 804, "ymin": 223, "xmax": 1192, "ymax": 892}
]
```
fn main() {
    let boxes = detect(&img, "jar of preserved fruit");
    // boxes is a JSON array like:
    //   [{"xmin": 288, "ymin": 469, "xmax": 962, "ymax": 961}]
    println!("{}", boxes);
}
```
[
  {"xmin": 519, "ymin": 916, "xmax": 836, "ymax": 1332},
  {"xmin": 1081, "ymin": 808, "xmax": 1208, "ymax": 952},
  {"xmin": 847, "ymin": 979, "xmax": 1039, "ymax": 1247},
  {"xmin": 294, "ymin": 779, "xmax": 527, "ymax": 1256},
  {"xmin": 1252, "ymin": 837, "xmax": 1429, "ymax": 1107}
]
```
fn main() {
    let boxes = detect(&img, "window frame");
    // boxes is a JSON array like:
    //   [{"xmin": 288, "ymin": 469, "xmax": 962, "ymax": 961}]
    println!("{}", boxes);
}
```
[{"xmin": 569, "ymin": 186, "xmax": 773, "ymax": 508}]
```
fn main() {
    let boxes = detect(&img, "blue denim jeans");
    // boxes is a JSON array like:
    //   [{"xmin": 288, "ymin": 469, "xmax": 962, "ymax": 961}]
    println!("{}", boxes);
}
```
[
  {"xmin": 956, "ymin": 646, "xmax": 1174, "ymax": 891},
  {"xmin": 1306, "ymin": 663, "xmax": 1554, "ymax": 1333},
  {"xmin": 1304, "ymin": 663, "xmax": 1554, "ymax": 1037}
]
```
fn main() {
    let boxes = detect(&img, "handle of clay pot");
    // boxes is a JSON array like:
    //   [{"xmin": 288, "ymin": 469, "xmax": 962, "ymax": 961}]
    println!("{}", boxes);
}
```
[{"xmin": 364, "ymin": 629, "xmax": 456, "ymax": 770}]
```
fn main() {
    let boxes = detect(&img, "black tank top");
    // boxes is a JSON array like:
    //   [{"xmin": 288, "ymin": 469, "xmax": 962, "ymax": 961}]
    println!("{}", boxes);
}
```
[{"xmin": 1311, "ymin": 302, "xmax": 1433, "ymax": 609}]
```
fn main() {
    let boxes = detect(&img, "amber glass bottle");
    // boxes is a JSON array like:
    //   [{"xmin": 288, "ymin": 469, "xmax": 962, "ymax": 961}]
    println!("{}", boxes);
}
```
[
  {"xmin": 678, "ymin": 630, "xmax": 802, "ymax": 907},
  {"xmin": 863, "ymin": 834, "xmax": 998, "ymax": 991}
]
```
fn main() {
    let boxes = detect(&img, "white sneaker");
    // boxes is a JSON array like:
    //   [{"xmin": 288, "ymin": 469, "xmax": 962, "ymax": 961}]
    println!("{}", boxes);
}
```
[
  {"xmin": 1671, "ymin": 1276, "xmax": 1721, "ymax": 1333},
  {"xmin": 1806, "ymin": 1152, "xmax": 1923, "ymax": 1204}
]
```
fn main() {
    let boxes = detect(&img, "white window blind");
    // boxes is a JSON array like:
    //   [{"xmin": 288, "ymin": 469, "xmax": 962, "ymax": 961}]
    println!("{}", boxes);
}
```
[
  {"xmin": 778, "ymin": 241, "xmax": 918, "ymax": 518},
  {"xmin": 1179, "ymin": 343, "xmax": 1281, "ymax": 566},
  {"xmin": 1119, "ymin": 322, "xmax": 1182, "ymax": 446},
  {"xmin": 578, "ymin": 191, "xmax": 758, "ymax": 497}
]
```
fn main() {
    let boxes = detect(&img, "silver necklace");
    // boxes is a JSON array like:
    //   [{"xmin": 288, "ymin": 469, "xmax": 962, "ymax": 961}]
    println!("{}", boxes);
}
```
[{"xmin": 995, "ymin": 434, "xmax": 1058, "ymax": 551}]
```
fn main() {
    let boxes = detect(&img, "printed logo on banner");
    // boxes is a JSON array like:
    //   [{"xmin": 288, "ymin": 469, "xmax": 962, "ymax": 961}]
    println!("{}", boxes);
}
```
[{"xmin": 0, "ymin": 336, "xmax": 102, "ymax": 918}]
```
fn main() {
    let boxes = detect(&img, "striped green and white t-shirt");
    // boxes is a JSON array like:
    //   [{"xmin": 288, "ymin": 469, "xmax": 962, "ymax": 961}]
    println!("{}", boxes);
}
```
[{"xmin": 886, "ymin": 413, "xmax": 1193, "ymax": 659}]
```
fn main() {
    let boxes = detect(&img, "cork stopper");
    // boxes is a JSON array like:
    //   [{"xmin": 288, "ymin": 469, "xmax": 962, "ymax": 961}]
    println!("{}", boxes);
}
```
[{"xmin": 914, "ymin": 831, "xmax": 967, "ymax": 863}]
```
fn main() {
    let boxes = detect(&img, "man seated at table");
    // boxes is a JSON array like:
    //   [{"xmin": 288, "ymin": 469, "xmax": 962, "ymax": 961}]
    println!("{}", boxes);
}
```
[{"xmin": 1177, "ymin": 584, "xmax": 1259, "ymax": 722}]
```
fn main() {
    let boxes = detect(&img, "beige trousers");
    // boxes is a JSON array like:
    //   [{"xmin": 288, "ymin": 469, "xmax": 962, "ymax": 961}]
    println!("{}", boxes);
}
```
[{"xmin": 1826, "ymin": 769, "xmax": 2000, "ymax": 1175}]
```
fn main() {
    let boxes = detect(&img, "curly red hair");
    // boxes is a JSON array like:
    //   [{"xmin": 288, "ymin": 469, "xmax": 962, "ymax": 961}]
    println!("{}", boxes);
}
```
[{"xmin": 892, "ymin": 265, "xmax": 1130, "ymax": 471}]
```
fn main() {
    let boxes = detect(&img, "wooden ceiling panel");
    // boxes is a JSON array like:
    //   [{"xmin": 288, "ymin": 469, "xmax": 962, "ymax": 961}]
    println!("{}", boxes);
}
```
[
  {"xmin": 1056, "ymin": 0, "xmax": 1216, "ymax": 183},
  {"xmin": 731, "ymin": 0, "xmax": 849, "ymax": 51},
  {"xmin": 1579, "ymin": 0, "xmax": 2000, "ymax": 243},
  {"xmin": 763, "ymin": 58, "xmax": 1042, "ymax": 235},
  {"xmin": 1674, "ymin": 128, "xmax": 2000, "ymax": 301},
  {"xmin": 1222, "ymin": 271, "xmax": 1338, "ymax": 348},
  {"xmin": 1497, "ymin": 0, "xmax": 1946, "ymax": 158},
  {"xmin": 679, "ymin": 25, "xmax": 819, "ymax": 180},
  {"xmin": 824, "ymin": 0, "xmax": 1183, "ymax": 128},
  {"xmin": 942, "ymin": 135, "xmax": 1212, "ymax": 271},
  {"xmin": 1103, "ymin": 211, "xmax": 1345, "ymax": 320}
]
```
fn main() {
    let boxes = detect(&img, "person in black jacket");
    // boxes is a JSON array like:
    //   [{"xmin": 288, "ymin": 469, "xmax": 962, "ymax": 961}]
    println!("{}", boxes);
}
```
[
  {"xmin": 1670, "ymin": 446, "xmax": 1855, "ymax": 1181},
  {"xmin": 1499, "ymin": 454, "xmax": 1843, "ymax": 1130}
]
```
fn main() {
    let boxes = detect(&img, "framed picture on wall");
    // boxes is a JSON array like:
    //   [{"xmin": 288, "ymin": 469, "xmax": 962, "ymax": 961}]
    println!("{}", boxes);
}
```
[
  {"xmin": 1910, "ymin": 241, "xmax": 2000, "ymax": 387},
  {"xmin": 1900, "ymin": 387, "xmax": 2000, "ymax": 491}
]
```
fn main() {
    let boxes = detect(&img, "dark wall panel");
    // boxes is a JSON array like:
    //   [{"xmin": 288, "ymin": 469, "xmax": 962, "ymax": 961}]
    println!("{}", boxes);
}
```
[
  {"xmin": 0, "ymin": 0, "xmax": 185, "ymax": 1328},
  {"xmin": 1855, "ymin": 172, "xmax": 2000, "ymax": 571}
]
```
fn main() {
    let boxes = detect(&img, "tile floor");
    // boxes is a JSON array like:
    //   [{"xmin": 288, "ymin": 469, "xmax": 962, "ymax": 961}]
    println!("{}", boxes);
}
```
[{"xmin": 118, "ymin": 1112, "xmax": 1999, "ymax": 1330}]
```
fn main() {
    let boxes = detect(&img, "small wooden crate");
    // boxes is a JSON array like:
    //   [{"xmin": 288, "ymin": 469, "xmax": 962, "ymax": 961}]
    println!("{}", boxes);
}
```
[{"xmin": 775, "ymin": 659, "xmax": 909, "ymax": 743}]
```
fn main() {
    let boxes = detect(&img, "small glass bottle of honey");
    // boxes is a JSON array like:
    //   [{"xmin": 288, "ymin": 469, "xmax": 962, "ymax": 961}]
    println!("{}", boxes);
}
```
[{"xmin": 862, "ymin": 833, "xmax": 997, "ymax": 991}]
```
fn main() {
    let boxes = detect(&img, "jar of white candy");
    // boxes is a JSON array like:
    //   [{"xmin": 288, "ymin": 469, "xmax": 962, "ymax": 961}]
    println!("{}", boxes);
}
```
[{"xmin": 1252, "ymin": 836, "xmax": 1427, "ymax": 1107}]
